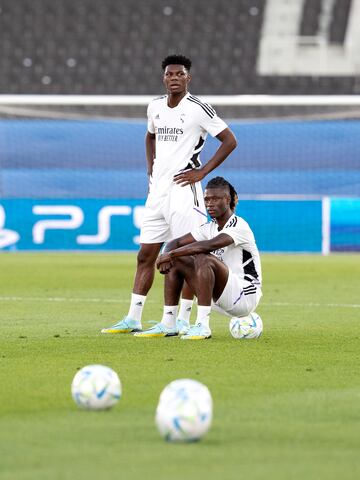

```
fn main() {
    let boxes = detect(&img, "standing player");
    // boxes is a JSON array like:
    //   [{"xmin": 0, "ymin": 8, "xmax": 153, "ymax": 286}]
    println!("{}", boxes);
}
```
[
  {"xmin": 135, "ymin": 177, "xmax": 262, "ymax": 339},
  {"xmin": 101, "ymin": 55, "xmax": 237, "ymax": 335}
]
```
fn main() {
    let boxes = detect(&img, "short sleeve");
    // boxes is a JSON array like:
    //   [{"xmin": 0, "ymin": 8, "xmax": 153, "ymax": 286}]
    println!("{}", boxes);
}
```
[
  {"xmin": 147, "ymin": 103, "xmax": 155, "ymax": 134},
  {"xmin": 199, "ymin": 106, "xmax": 228, "ymax": 138},
  {"xmin": 191, "ymin": 222, "xmax": 211, "ymax": 242},
  {"xmin": 223, "ymin": 224, "xmax": 255, "ymax": 247}
]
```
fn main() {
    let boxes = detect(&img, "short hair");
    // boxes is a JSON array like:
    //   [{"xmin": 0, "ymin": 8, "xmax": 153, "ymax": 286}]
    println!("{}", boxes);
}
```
[
  {"xmin": 162, "ymin": 55, "xmax": 192, "ymax": 71},
  {"xmin": 205, "ymin": 176, "xmax": 239, "ymax": 211}
]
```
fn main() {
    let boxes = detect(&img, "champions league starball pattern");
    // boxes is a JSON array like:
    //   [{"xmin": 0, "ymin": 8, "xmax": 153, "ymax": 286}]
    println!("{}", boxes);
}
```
[
  {"xmin": 229, "ymin": 312, "xmax": 263, "ymax": 339},
  {"xmin": 155, "ymin": 379, "xmax": 213, "ymax": 442},
  {"xmin": 71, "ymin": 364, "xmax": 121, "ymax": 410}
]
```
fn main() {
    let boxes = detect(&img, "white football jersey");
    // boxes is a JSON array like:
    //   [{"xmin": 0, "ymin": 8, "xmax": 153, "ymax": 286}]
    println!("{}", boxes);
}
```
[
  {"xmin": 147, "ymin": 92, "xmax": 227, "ymax": 194},
  {"xmin": 191, "ymin": 214, "xmax": 262, "ymax": 285}
]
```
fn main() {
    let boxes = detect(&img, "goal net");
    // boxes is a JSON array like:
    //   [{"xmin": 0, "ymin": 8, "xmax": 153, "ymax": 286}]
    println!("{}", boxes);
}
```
[{"xmin": 0, "ymin": 95, "xmax": 359, "ymax": 253}]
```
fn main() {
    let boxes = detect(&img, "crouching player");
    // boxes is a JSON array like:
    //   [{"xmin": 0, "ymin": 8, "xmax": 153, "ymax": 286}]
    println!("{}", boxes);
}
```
[{"xmin": 134, "ymin": 176, "xmax": 262, "ymax": 339}]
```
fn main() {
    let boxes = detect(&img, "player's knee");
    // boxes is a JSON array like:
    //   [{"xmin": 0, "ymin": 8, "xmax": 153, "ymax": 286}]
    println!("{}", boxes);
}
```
[
  {"xmin": 171, "ymin": 256, "xmax": 186, "ymax": 266},
  {"xmin": 170, "ymin": 256, "xmax": 188, "ymax": 272},
  {"xmin": 194, "ymin": 253, "xmax": 213, "ymax": 270},
  {"xmin": 137, "ymin": 245, "xmax": 158, "ymax": 267}
]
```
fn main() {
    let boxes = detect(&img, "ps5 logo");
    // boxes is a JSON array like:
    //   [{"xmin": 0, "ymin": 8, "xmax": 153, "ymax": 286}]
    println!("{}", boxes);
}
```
[
  {"xmin": 0, "ymin": 205, "xmax": 20, "ymax": 248},
  {"xmin": 32, "ymin": 205, "xmax": 146, "ymax": 245},
  {"xmin": 0, "ymin": 203, "xmax": 146, "ymax": 249}
]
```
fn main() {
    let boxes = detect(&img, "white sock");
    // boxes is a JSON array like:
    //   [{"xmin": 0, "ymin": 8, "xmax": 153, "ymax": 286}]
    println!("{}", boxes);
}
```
[
  {"xmin": 128, "ymin": 293, "xmax": 147, "ymax": 323},
  {"xmin": 196, "ymin": 305, "xmax": 211, "ymax": 329},
  {"xmin": 162, "ymin": 306, "xmax": 178, "ymax": 329},
  {"xmin": 177, "ymin": 299, "xmax": 193, "ymax": 323}
]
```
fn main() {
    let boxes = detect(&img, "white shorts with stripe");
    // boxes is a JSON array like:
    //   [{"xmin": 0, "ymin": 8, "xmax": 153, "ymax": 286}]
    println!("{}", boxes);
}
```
[
  {"xmin": 139, "ymin": 181, "xmax": 207, "ymax": 244},
  {"xmin": 211, "ymin": 270, "xmax": 262, "ymax": 318}
]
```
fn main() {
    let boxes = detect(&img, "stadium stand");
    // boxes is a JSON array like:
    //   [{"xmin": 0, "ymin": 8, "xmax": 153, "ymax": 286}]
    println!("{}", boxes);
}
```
[
  {"xmin": 300, "ymin": 0, "xmax": 323, "ymax": 37},
  {"xmin": 0, "ymin": 0, "xmax": 359, "ymax": 95},
  {"xmin": 329, "ymin": 0, "xmax": 352, "ymax": 43}
]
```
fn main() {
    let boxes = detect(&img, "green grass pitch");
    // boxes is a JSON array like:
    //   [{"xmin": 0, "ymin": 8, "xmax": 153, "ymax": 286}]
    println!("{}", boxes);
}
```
[{"xmin": 0, "ymin": 253, "xmax": 359, "ymax": 480}]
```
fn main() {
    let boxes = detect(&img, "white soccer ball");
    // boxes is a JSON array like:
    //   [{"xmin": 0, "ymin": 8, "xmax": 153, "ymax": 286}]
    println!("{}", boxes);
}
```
[
  {"xmin": 155, "ymin": 379, "xmax": 213, "ymax": 442},
  {"xmin": 71, "ymin": 364, "xmax": 121, "ymax": 410},
  {"xmin": 229, "ymin": 312, "xmax": 263, "ymax": 339}
]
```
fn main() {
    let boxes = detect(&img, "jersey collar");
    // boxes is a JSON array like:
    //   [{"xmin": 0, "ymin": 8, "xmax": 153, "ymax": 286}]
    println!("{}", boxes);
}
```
[
  {"xmin": 217, "ymin": 213, "xmax": 236, "ymax": 231},
  {"xmin": 166, "ymin": 92, "xmax": 190, "ymax": 108}
]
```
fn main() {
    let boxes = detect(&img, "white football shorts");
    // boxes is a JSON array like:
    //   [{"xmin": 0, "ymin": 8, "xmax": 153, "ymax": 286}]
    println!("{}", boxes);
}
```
[
  {"xmin": 139, "ymin": 181, "xmax": 207, "ymax": 244},
  {"xmin": 211, "ymin": 270, "xmax": 262, "ymax": 318}
]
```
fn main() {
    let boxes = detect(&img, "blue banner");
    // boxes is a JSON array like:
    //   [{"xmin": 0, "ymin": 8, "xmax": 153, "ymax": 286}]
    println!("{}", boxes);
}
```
[
  {"xmin": 0, "ymin": 199, "xmax": 145, "ymax": 251},
  {"xmin": 0, "ymin": 198, "xmax": 323, "ymax": 252},
  {"xmin": 331, "ymin": 198, "xmax": 360, "ymax": 251}
]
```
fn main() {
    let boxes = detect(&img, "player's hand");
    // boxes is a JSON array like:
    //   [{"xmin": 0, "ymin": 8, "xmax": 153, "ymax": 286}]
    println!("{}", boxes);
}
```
[
  {"xmin": 173, "ymin": 168, "xmax": 205, "ymax": 186},
  {"xmin": 156, "ymin": 254, "xmax": 173, "ymax": 274},
  {"xmin": 158, "ymin": 261, "xmax": 173, "ymax": 274}
]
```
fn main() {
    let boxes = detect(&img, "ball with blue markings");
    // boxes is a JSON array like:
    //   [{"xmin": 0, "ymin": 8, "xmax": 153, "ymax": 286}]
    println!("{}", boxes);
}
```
[
  {"xmin": 71, "ymin": 364, "xmax": 121, "ymax": 410},
  {"xmin": 155, "ymin": 379, "xmax": 213, "ymax": 442},
  {"xmin": 229, "ymin": 312, "xmax": 263, "ymax": 339}
]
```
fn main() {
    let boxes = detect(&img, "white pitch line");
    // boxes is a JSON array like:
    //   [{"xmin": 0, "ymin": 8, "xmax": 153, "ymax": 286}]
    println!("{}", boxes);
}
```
[
  {"xmin": 0, "ymin": 296, "xmax": 131, "ymax": 304},
  {"xmin": 0, "ymin": 296, "xmax": 359, "ymax": 309}
]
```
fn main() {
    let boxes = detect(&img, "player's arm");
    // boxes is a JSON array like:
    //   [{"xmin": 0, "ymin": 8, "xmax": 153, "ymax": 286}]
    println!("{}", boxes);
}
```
[
  {"xmin": 168, "ymin": 233, "xmax": 234, "ymax": 258},
  {"xmin": 201, "ymin": 127, "xmax": 237, "ymax": 176},
  {"xmin": 174, "ymin": 127, "xmax": 237, "ymax": 186},
  {"xmin": 156, "ymin": 233, "xmax": 195, "ymax": 274},
  {"xmin": 164, "ymin": 233, "xmax": 196, "ymax": 252},
  {"xmin": 157, "ymin": 233, "xmax": 234, "ymax": 274},
  {"xmin": 145, "ymin": 131, "xmax": 156, "ymax": 177}
]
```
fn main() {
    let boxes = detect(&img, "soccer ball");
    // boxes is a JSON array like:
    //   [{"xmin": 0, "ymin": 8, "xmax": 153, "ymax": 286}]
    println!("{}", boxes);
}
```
[
  {"xmin": 155, "ymin": 379, "xmax": 213, "ymax": 442},
  {"xmin": 229, "ymin": 312, "xmax": 263, "ymax": 339},
  {"xmin": 71, "ymin": 364, "xmax": 121, "ymax": 410}
]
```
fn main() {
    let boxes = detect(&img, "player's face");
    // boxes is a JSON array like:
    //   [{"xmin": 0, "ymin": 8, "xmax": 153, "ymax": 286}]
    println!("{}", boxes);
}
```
[
  {"xmin": 204, "ymin": 187, "xmax": 231, "ymax": 219},
  {"xmin": 163, "ymin": 64, "xmax": 191, "ymax": 95}
]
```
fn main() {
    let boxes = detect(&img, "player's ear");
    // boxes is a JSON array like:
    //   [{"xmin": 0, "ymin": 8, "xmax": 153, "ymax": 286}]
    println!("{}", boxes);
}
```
[
  {"xmin": 234, "ymin": 194, "xmax": 239, "ymax": 209},
  {"xmin": 186, "ymin": 73, "xmax": 191, "ymax": 85}
]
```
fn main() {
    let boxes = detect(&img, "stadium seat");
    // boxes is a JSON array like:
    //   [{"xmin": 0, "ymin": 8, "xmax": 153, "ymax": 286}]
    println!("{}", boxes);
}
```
[{"xmin": 0, "ymin": 0, "xmax": 357, "ymax": 94}]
